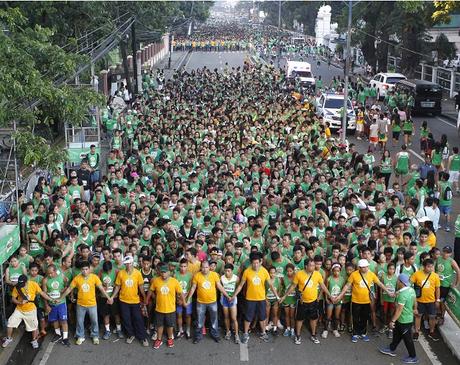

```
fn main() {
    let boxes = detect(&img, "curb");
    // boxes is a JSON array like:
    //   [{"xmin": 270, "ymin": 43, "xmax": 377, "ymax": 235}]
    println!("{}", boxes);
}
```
[{"xmin": 438, "ymin": 312, "xmax": 460, "ymax": 361}]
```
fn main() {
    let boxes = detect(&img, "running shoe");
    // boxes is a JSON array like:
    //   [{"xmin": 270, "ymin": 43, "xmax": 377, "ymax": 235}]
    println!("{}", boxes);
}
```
[
  {"xmin": 402, "ymin": 356, "xmax": 419, "ymax": 364},
  {"xmin": 321, "ymin": 330, "xmax": 328, "ymax": 339},
  {"xmin": 167, "ymin": 338, "xmax": 174, "ymax": 348},
  {"xmin": 241, "ymin": 333, "xmax": 249, "ymax": 344},
  {"xmin": 361, "ymin": 335, "xmax": 370, "ymax": 342},
  {"xmin": 333, "ymin": 330, "xmax": 340, "ymax": 338},
  {"xmin": 379, "ymin": 347, "xmax": 396, "ymax": 357},
  {"xmin": 294, "ymin": 336, "xmax": 301, "ymax": 345},
  {"xmin": 126, "ymin": 336, "xmax": 135, "ymax": 344},
  {"xmin": 103, "ymin": 330, "xmax": 111, "ymax": 340},
  {"xmin": 351, "ymin": 335, "xmax": 359, "ymax": 343},
  {"xmin": 76, "ymin": 338, "xmax": 85, "ymax": 345},
  {"xmin": 92, "ymin": 337, "xmax": 99, "ymax": 345},
  {"xmin": 31, "ymin": 339, "xmax": 39, "ymax": 349},
  {"xmin": 310, "ymin": 335, "xmax": 320, "ymax": 344},
  {"xmin": 428, "ymin": 332, "xmax": 439, "ymax": 341},
  {"xmin": 62, "ymin": 339, "xmax": 71, "ymax": 347},
  {"xmin": 153, "ymin": 340, "xmax": 163, "ymax": 349},
  {"xmin": 1, "ymin": 337, "xmax": 13, "ymax": 348},
  {"xmin": 260, "ymin": 332, "xmax": 269, "ymax": 342}
]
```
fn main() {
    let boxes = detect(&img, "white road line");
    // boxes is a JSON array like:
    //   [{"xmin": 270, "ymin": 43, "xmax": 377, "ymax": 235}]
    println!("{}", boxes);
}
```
[
  {"xmin": 409, "ymin": 148, "xmax": 424, "ymax": 162},
  {"xmin": 239, "ymin": 342, "xmax": 249, "ymax": 362},
  {"xmin": 435, "ymin": 116, "xmax": 456, "ymax": 129},
  {"xmin": 38, "ymin": 341, "xmax": 55, "ymax": 365},
  {"xmin": 418, "ymin": 333, "xmax": 442, "ymax": 365}
]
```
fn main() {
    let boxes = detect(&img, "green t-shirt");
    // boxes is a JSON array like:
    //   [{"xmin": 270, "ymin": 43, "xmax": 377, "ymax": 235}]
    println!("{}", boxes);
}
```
[
  {"xmin": 396, "ymin": 286, "xmax": 416, "ymax": 324},
  {"xmin": 382, "ymin": 274, "xmax": 397, "ymax": 303}
]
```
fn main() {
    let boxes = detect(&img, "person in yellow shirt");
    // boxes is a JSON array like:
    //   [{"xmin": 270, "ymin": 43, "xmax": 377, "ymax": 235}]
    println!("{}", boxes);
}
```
[
  {"xmin": 1, "ymin": 274, "xmax": 54, "ymax": 349},
  {"xmin": 146, "ymin": 264, "xmax": 184, "ymax": 349},
  {"xmin": 59, "ymin": 261, "xmax": 112, "ymax": 345},
  {"xmin": 187, "ymin": 260, "xmax": 231, "ymax": 344},
  {"xmin": 232, "ymin": 252, "xmax": 279, "ymax": 344},
  {"xmin": 410, "ymin": 258, "xmax": 441, "ymax": 341},
  {"xmin": 112, "ymin": 255, "xmax": 148, "ymax": 346},
  {"xmin": 336, "ymin": 259, "xmax": 394, "ymax": 342},
  {"xmin": 282, "ymin": 258, "xmax": 331, "ymax": 345}
]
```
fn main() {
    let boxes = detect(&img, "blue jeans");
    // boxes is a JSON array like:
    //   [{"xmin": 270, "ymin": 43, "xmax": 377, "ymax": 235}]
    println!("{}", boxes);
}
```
[
  {"xmin": 90, "ymin": 170, "xmax": 100, "ymax": 184},
  {"xmin": 195, "ymin": 302, "xmax": 219, "ymax": 340},
  {"xmin": 76, "ymin": 304, "xmax": 99, "ymax": 339}
]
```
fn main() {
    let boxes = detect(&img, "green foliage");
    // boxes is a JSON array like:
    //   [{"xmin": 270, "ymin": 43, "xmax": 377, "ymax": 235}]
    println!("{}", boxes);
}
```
[
  {"xmin": 434, "ymin": 33, "xmax": 457, "ymax": 62},
  {"xmin": 432, "ymin": 1, "xmax": 460, "ymax": 24},
  {"xmin": 14, "ymin": 130, "xmax": 68, "ymax": 172}
]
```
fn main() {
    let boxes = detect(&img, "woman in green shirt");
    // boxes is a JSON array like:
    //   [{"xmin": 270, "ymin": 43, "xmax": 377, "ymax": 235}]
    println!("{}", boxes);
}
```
[{"xmin": 380, "ymin": 150, "xmax": 393, "ymax": 189}]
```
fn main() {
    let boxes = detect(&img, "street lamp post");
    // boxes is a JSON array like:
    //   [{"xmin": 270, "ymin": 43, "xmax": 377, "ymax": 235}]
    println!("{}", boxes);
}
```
[{"xmin": 342, "ymin": 0, "xmax": 353, "ymax": 145}]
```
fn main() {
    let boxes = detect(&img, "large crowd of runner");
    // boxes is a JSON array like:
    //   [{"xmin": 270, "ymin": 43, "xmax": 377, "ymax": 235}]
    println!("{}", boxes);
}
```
[{"xmin": 1, "ymin": 22, "xmax": 460, "ymax": 365}]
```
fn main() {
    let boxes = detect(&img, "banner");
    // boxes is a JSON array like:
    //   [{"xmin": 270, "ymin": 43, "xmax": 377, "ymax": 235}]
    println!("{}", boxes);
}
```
[
  {"xmin": 0, "ymin": 225, "xmax": 20, "ymax": 265},
  {"xmin": 67, "ymin": 146, "xmax": 101, "ymax": 164},
  {"xmin": 446, "ymin": 287, "xmax": 460, "ymax": 326}
]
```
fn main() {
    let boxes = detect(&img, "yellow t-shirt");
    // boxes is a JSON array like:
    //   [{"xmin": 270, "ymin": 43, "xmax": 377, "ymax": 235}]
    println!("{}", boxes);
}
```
[
  {"xmin": 293, "ymin": 270, "xmax": 323, "ymax": 303},
  {"xmin": 115, "ymin": 269, "xmax": 144, "ymax": 304},
  {"xmin": 150, "ymin": 277, "xmax": 182, "ymax": 313},
  {"xmin": 70, "ymin": 274, "xmax": 102, "ymax": 307},
  {"xmin": 242, "ymin": 267, "xmax": 270, "ymax": 301},
  {"xmin": 12, "ymin": 281, "xmax": 41, "ymax": 312},
  {"xmin": 410, "ymin": 270, "xmax": 440, "ymax": 303},
  {"xmin": 192, "ymin": 271, "xmax": 220, "ymax": 304},
  {"xmin": 427, "ymin": 232, "xmax": 436, "ymax": 248},
  {"xmin": 347, "ymin": 270, "xmax": 380, "ymax": 304},
  {"xmin": 188, "ymin": 261, "xmax": 201, "ymax": 275}
]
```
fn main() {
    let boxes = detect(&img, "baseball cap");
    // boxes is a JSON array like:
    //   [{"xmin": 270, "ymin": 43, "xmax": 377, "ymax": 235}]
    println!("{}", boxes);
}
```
[
  {"xmin": 358, "ymin": 259, "xmax": 370, "ymax": 268},
  {"xmin": 123, "ymin": 256, "xmax": 134, "ymax": 265},
  {"xmin": 418, "ymin": 216, "xmax": 432, "ymax": 223},
  {"xmin": 398, "ymin": 273, "xmax": 410, "ymax": 287},
  {"xmin": 17, "ymin": 274, "xmax": 28, "ymax": 288},
  {"xmin": 159, "ymin": 265, "xmax": 169, "ymax": 273}
]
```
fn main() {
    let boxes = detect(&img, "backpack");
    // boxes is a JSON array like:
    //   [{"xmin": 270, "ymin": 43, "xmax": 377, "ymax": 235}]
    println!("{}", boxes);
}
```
[{"xmin": 443, "ymin": 185, "xmax": 453, "ymax": 201}]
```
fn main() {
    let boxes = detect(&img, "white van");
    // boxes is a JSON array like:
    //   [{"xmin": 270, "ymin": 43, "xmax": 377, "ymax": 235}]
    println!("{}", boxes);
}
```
[{"xmin": 286, "ymin": 61, "xmax": 315, "ymax": 88}]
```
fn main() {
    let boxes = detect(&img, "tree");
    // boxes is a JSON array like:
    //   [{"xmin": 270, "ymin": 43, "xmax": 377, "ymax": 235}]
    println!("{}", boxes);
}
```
[
  {"xmin": 0, "ymin": 7, "xmax": 104, "ymax": 170},
  {"xmin": 434, "ymin": 32, "xmax": 457, "ymax": 63},
  {"xmin": 432, "ymin": 1, "xmax": 460, "ymax": 24}
]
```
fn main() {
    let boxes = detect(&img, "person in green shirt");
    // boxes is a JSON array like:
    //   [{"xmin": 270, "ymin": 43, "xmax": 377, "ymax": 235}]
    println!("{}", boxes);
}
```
[
  {"xmin": 379, "ymin": 273, "xmax": 418, "ymax": 363},
  {"xmin": 438, "ymin": 171, "xmax": 453, "ymax": 231},
  {"xmin": 436, "ymin": 245, "xmax": 460, "ymax": 323},
  {"xmin": 380, "ymin": 262, "xmax": 397, "ymax": 339},
  {"xmin": 43, "ymin": 264, "xmax": 70, "ymax": 346}
]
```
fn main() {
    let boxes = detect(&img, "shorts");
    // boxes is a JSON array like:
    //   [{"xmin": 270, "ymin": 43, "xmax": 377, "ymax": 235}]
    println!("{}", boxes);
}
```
[
  {"xmin": 48, "ymin": 302, "xmax": 68, "ymax": 322},
  {"xmin": 403, "ymin": 130, "xmax": 412, "ymax": 135},
  {"xmin": 342, "ymin": 301, "xmax": 351, "ymax": 312},
  {"xmin": 392, "ymin": 131, "xmax": 400, "ymax": 140},
  {"xmin": 295, "ymin": 301, "xmax": 319, "ymax": 321},
  {"xmin": 176, "ymin": 303, "xmax": 193, "ymax": 315},
  {"xmin": 356, "ymin": 124, "xmax": 364, "ymax": 132},
  {"xmin": 326, "ymin": 302, "xmax": 342, "ymax": 310},
  {"xmin": 98, "ymin": 297, "xmax": 119, "ymax": 317},
  {"xmin": 245, "ymin": 300, "xmax": 267, "ymax": 322},
  {"xmin": 439, "ymin": 205, "xmax": 452, "ymax": 215},
  {"xmin": 449, "ymin": 171, "xmax": 459, "ymax": 183},
  {"xmin": 383, "ymin": 301, "xmax": 395, "ymax": 313},
  {"xmin": 155, "ymin": 311, "xmax": 176, "ymax": 328},
  {"xmin": 417, "ymin": 301, "xmax": 436, "ymax": 317},
  {"xmin": 370, "ymin": 136, "xmax": 378, "ymax": 143},
  {"xmin": 8, "ymin": 309, "xmax": 38, "ymax": 331},
  {"xmin": 220, "ymin": 295, "xmax": 237, "ymax": 308},
  {"xmin": 440, "ymin": 286, "xmax": 451, "ymax": 301},
  {"xmin": 36, "ymin": 307, "xmax": 45, "ymax": 321}
]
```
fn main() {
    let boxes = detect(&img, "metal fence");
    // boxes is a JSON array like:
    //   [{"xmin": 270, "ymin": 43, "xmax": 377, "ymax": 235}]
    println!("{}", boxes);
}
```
[{"xmin": 388, "ymin": 55, "xmax": 460, "ymax": 97}]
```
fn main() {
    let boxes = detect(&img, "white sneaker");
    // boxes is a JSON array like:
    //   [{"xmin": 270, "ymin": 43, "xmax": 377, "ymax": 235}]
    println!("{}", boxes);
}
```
[
  {"xmin": 290, "ymin": 328, "xmax": 295, "ymax": 337},
  {"xmin": 1, "ymin": 337, "xmax": 13, "ymax": 348},
  {"xmin": 277, "ymin": 321, "xmax": 284, "ymax": 330},
  {"xmin": 266, "ymin": 323, "xmax": 273, "ymax": 331},
  {"xmin": 31, "ymin": 339, "xmax": 39, "ymax": 349},
  {"xmin": 333, "ymin": 330, "xmax": 340, "ymax": 338},
  {"xmin": 321, "ymin": 330, "xmax": 328, "ymax": 339}
]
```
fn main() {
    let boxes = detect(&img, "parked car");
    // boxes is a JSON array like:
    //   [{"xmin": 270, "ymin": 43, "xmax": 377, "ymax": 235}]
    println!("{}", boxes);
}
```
[
  {"xmin": 369, "ymin": 72, "xmax": 407, "ymax": 100},
  {"xmin": 395, "ymin": 79, "xmax": 442, "ymax": 115}
]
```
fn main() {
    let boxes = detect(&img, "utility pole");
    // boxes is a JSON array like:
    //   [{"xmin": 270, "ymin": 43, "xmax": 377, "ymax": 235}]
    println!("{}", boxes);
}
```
[
  {"xmin": 342, "ymin": 0, "xmax": 352, "ymax": 145},
  {"xmin": 131, "ymin": 20, "xmax": 138, "ymax": 95},
  {"xmin": 278, "ymin": 0, "xmax": 281, "ymax": 29}
]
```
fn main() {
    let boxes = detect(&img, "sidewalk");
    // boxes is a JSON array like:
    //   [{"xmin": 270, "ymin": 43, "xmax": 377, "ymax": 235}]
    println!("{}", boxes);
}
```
[{"xmin": 438, "ymin": 312, "xmax": 460, "ymax": 361}]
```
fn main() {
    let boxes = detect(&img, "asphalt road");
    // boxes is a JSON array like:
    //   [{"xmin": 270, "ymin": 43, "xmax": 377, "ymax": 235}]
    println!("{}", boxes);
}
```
[{"xmin": 19, "ymin": 50, "xmax": 458, "ymax": 365}]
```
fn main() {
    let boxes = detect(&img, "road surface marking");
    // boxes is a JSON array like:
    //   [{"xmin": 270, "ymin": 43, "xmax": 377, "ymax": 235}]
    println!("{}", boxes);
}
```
[
  {"xmin": 38, "ymin": 340, "xmax": 55, "ymax": 365},
  {"xmin": 418, "ymin": 333, "xmax": 442, "ymax": 365},
  {"xmin": 435, "ymin": 116, "xmax": 456, "ymax": 129},
  {"xmin": 239, "ymin": 342, "xmax": 249, "ymax": 362},
  {"xmin": 409, "ymin": 148, "xmax": 424, "ymax": 162}
]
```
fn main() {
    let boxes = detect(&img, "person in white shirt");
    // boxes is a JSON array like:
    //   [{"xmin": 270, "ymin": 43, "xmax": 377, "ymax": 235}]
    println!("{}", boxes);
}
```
[{"xmin": 417, "ymin": 197, "xmax": 440, "ymax": 232}]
